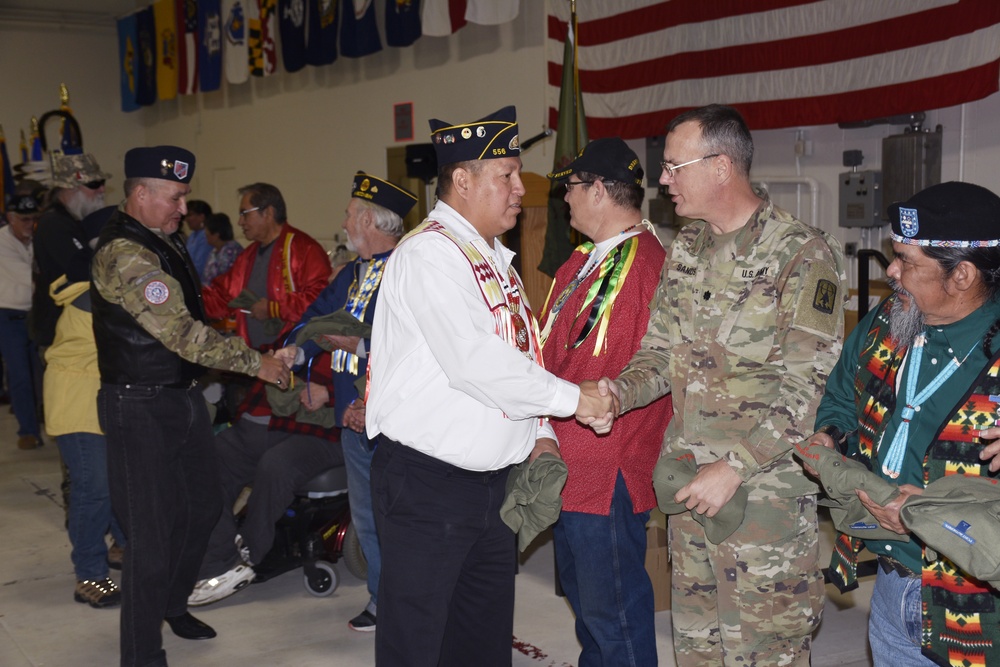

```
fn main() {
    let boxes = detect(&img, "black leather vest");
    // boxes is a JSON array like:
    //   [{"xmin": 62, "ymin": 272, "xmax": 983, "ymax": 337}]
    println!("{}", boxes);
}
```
[{"xmin": 92, "ymin": 210, "xmax": 207, "ymax": 386}]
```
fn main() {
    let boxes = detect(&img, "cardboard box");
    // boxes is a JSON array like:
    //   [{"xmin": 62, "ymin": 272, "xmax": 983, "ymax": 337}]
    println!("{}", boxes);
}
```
[{"xmin": 645, "ymin": 525, "xmax": 671, "ymax": 611}]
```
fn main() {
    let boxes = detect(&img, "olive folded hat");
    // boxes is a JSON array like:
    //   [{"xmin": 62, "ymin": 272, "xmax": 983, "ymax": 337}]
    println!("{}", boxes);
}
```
[
  {"xmin": 900, "ymin": 475, "xmax": 1000, "ymax": 588},
  {"xmin": 791, "ymin": 441, "xmax": 906, "ymax": 542},
  {"xmin": 653, "ymin": 449, "xmax": 748, "ymax": 544},
  {"xmin": 500, "ymin": 452, "xmax": 567, "ymax": 552}
]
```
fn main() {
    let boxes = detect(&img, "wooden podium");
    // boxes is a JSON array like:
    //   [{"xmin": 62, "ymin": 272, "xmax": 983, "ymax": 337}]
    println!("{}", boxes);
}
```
[{"xmin": 516, "ymin": 172, "xmax": 557, "ymax": 311}]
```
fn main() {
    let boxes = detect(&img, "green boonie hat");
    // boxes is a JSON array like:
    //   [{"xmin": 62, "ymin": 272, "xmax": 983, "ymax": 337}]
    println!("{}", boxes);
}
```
[
  {"xmin": 500, "ymin": 452, "xmax": 567, "ymax": 552},
  {"xmin": 653, "ymin": 449, "xmax": 748, "ymax": 544},
  {"xmin": 293, "ymin": 309, "xmax": 373, "ymax": 350},
  {"xmin": 791, "ymin": 441, "xmax": 906, "ymax": 542},
  {"xmin": 50, "ymin": 152, "xmax": 111, "ymax": 189},
  {"xmin": 900, "ymin": 475, "xmax": 1000, "ymax": 587}
]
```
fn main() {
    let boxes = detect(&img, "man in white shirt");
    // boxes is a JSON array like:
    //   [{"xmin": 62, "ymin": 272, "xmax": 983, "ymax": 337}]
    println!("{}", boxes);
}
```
[
  {"xmin": 366, "ymin": 106, "xmax": 614, "ymax": 666},
  {"xmin": 0, "ymin": 192, "xmax": 42, "ymax": 450}
]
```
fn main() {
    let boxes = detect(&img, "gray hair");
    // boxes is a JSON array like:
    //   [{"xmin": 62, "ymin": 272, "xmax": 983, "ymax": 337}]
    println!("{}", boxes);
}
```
[
  {"xmin": 355, "ymin": 198, "xmax": 404, "ymax": 238},
  {"xmin": 667, "ymin": 104, "xmax": 754, "ymax": 177}
]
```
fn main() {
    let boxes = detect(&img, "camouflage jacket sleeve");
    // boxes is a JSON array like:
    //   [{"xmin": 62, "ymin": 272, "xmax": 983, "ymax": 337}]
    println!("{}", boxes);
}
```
[
  {"xmin": 92, "ymin": 237, "xmax": 262, "ymax": 376},
  {"xmin": 726, "ymin": 236, "xmax": 845, "ymax": 479},
  {"xmin": 616, "ymin": 246, "xmax": 674, "ymax": 410}
]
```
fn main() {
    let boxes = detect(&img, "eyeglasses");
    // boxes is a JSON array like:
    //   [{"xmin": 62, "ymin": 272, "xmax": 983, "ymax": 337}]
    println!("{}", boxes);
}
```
[
  {"xmin": 238, "ymin": 206, "xmax": 261, "ymax": 219},
  {"xmin": 659, "ymin": 154, "xmax": 720, "ymax": 178},
  {"xmin": 83, "ymin": 180, "xmax": 106, "ymax": 190},
  {"xmin": 564, "ymin": 179, "xmax": 617, "ymax": 193},
  {"xmin": 564, "ymin": 180, "xmax": 595, "ymax": 192}
]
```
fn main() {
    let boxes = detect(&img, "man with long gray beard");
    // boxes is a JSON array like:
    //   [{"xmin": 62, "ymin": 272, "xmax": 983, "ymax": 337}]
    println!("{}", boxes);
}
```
[
  {"xmin": 807, "ymin": 181, "xmax": 1000, "ymax": 666},
  {"xmin": 32, "ymin": 152, "xmax": 111, "ymax": 347}
]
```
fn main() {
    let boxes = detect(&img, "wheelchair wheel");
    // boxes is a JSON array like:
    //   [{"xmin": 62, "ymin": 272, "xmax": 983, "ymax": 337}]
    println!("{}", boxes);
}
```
[
  {"xmin": 304, "ymin": 561, "xmax": 339, "ymax": 597},
  {"xmin": 343, "ymin": 522, "xmax": 368, "ymax": 581}
]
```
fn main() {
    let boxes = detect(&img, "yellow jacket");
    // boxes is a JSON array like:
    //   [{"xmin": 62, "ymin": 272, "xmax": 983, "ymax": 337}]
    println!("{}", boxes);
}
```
[{"xmin": 43, "ymin": 277, "xmax": 101, "ymax": 437}]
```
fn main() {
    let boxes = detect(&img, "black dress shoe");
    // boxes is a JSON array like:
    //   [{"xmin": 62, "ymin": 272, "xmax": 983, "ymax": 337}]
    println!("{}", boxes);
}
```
[{"xmin": 165, "ymin": 612, "xmax": 217, "ymax": 640}]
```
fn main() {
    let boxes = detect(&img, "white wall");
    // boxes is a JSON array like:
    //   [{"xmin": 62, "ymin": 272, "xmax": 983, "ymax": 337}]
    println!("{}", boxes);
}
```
[
  {"xmin": 0, "ymin": 22, "xmax": 145, "ymax": 194},
  {"xmin": 7, "ymin": 2, "xmax": 1000, "ymax": 292}
]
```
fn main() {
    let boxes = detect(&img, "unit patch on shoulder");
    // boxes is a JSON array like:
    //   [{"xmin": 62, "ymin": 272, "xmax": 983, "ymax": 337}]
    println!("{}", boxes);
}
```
[
  {"xmin": 144, "ymin": 280, "xmax": 170, "ymax": 305},
  {"xmin": 812, "ymin": 279, "xmax": 837, "ymax": 314}
]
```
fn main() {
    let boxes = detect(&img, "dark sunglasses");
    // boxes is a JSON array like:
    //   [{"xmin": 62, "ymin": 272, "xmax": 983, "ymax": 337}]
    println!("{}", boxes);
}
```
[{"xmin": 84, "ymin": 180, "xmax": 106, "ymax": 190}]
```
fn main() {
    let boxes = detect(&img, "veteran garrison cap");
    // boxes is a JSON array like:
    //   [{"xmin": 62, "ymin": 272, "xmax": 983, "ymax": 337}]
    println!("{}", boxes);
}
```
[
  {"xmin": 653, "ymin": 449, "xmax": 749, "ymax": 544},
  {"xmin": 124, "ymin": 146, "xmax": 195, "ymax": 184},
  {"xmin": 351, "ymin": 171, "xmax": 418, "ymax": 219},
  {"xmin": 900, "ymin": 475, "xmax": 1000, "ymax": 587},
  {"xmin": 889, "ymin": 181, "xmax": 1000, "ymax": 248},
  {"xmin": 548, "ymin": 137, "xmax": 645, "ymax": 187},
  {"xmin": 429, "ymin": 105, "xmax": 520, "ymax": 165}
]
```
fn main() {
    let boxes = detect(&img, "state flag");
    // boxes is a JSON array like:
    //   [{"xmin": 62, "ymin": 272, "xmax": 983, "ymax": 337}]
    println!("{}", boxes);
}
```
[
  {"xmin": 421, "ymin": 0, "xmax": 465, "ymax": 37},
  {"xmin": 279, "ymin": 0, "xmax": 308, "ymax": 72},
  {"xmin": 117, "ymin": 12, "xmax": 141, "ymax": 111},
  {"xmin": 248, "ymin": 0, "xmax": 277, "ymax": 76},
  {"xmin": 306, "ymin": 0, "xmax": 338, "ymax": 66},
  {"xmin": 153, "ymin": 0, "xmax": 178, "ymax": 100},
  {"xmin": 136, "ymin": 6, "xmax": 158, "ymax": 106},
  {"xmin": 465, "ymin": 0, "xmax": 516, "ymax": 26},
  {"xmin": 177, "ymin": 0, "xmax": 199, "ymax": 94},
  {"xmin": 385, "ymin": 0, "xmax": 421, "ymax": 47},
  {"xmin": 0, "ymin": 129, "xmax": 15, "ymax": 213},
  {"xmin": 340, "ymin": 0, "xmax": 381, "ymax": 58},
  {"xmin": 223, "ymin": 0, "xmax": 250, "ymax": 84},
  {"xmin": 199, "ymin": 0, "xmax": 224, "ymax": 91}
]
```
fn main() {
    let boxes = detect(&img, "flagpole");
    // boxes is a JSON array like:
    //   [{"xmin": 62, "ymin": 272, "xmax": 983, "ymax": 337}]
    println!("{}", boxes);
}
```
[{"xmin": 571, "ymin": 0, "xmax": 582, "ymax": 149}]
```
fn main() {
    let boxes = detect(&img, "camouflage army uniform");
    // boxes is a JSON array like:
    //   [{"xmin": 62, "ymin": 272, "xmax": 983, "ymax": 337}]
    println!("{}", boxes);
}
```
[
  {"xmin": 92, "ymin": 210, "xmax": 262, "ymax": 667},
  {"xmin": 616, "ymin": 192, "xmax": 846, "ymax": 666},
  {"xmin": 92, "ymin": 236, "xmax": 260, "ymax": 373}
]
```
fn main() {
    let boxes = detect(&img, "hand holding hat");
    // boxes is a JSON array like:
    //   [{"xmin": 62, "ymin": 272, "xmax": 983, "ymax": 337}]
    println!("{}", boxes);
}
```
[{"xmin": 653, "ymin": 449, "xmax": 748, "ymax": 544}]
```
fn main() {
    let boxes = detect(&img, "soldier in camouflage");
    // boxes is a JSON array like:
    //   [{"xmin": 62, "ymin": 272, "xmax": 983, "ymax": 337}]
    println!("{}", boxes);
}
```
[
  {"xmin": 592, "ymin": 105, "xmax": 846, "ymax": 666},
  {"xmin": 91, "ymin": 146, "xmax": 293, "ymax": 667}
]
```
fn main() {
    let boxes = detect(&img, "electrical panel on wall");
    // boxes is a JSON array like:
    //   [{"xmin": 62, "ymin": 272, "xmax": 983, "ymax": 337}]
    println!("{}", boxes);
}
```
[
  {"xmin": 882, "ymin": 126, "xmax": 942, "ymax": 220},
  {"xmin": 838, "ymin": 150, "xmax": 883, "ymax": 228}
]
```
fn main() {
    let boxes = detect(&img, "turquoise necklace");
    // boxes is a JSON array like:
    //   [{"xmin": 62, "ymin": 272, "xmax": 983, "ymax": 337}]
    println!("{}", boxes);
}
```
[{"xmin": 881, "ymin": 333, "xmax": 979, "ymax": 478}]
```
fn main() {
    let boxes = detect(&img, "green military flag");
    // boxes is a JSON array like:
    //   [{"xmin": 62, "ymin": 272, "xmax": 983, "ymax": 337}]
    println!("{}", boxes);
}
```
[{"xmin": 539, "ymin": 0, "xmax": 588, "ymax": 277}]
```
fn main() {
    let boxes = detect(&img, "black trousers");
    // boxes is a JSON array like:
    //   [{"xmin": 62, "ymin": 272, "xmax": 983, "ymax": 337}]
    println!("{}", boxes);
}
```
[
  {"xmin": 99, "ymin": 384, "xmax": 221, "ymax": 667},
  {"xmin": 199, "ymin": 418, "xmax": 345, "ymax": 578},
  {"xmin": 372, "ymin": 437, "xmax": 516, "ymax": 667}
]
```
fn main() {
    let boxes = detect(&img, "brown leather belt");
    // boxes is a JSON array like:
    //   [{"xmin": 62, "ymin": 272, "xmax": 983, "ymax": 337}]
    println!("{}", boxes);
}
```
[{"xmin": 878, "ymin": 554, "xmax": 918, "ymax": 579}]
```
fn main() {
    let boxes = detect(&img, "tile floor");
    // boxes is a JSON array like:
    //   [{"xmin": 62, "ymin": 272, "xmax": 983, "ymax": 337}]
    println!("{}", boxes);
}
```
[{"xmin": 0, "ymin": 414, "xmax": 875, "ymax": 666}]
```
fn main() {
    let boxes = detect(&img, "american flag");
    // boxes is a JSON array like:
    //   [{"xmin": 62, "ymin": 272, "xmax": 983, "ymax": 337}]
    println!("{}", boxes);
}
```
[{"xmin": 547, "ymin": 0, "xmax": 1000, "ymax": 137}]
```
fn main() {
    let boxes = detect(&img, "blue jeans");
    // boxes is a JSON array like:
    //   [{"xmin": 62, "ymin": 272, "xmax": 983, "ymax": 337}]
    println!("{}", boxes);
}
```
[
  {"xmin": 0, "ymin": 309, "xmax": 40, "ymax": 437},
  {"xmin": 342, "ymin": 427, "xmax": 380, "ymax": 608},
  {"xmin": 869, "ymin": 566, "xmax": 937, "ymax": 667},
  {"xmin": 56, "ymin": 432, "xmax": 126, "ymax": 580},
  {"xmin": 553, "ymin": 472, "xmax": 656, "ymax": 667},
  {"xmin": 100, "ymin": 383, "xmax": 221, "ymax": 667}
]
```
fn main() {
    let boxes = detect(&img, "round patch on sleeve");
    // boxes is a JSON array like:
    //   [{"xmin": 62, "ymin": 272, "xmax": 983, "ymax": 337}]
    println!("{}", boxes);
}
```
[{"xmin": 144, "ymin": 280, "xmax": 170, "ymax": 305}]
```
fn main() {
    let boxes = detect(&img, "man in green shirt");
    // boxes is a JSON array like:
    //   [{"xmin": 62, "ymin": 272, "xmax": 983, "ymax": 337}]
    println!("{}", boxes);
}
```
[{"xmin": 809, "ymin": 181, "xmax": 1000, "ymax": 666}]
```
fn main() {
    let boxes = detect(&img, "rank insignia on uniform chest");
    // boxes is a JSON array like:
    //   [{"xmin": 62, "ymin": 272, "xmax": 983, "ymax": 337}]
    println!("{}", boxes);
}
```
[{"xmin": 812, "ymin": 279, "xmax": 837, "ymax": 314}]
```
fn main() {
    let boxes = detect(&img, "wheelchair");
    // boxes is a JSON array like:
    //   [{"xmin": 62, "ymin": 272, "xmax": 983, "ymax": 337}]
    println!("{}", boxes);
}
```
[{"xmin": 250, "ymin": 465, "xmax": 368, "ymax": 596}]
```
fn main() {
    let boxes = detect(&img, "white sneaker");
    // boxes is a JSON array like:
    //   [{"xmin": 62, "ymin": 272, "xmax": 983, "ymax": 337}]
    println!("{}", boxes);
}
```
[{"xmin": 188, "ymin": 564, "xmax": 256, "ymax": 606}]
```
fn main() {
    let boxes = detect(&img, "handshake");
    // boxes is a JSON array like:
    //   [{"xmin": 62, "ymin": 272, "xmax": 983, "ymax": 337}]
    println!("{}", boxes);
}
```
[
  {"xmin": 256, "ymin": 344, "xmax": 299, "ymax": 388},
  {"xmin": 574, "ymin": 378, "xmax": 621, "ymax": 434}
]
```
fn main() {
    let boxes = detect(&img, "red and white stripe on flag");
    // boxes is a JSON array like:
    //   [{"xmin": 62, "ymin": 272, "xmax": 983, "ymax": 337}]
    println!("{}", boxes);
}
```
[
  {"xmin": 177, "ymin": 0, "xmax": 199, "ymax": 95},
  {"xmin": 547, "ymin": 0, "xmax": 1000, "ymax": 138},
  {"xmin": 422, "ymin": 0, "xmax": 467, "ymax": 37}
]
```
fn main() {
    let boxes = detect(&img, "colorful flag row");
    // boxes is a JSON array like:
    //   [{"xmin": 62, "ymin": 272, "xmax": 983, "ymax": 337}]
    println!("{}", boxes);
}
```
[{"xmin": 116, "ymin": 1, "xmax": 518, "ymax": 112}]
